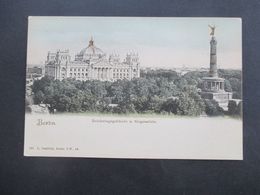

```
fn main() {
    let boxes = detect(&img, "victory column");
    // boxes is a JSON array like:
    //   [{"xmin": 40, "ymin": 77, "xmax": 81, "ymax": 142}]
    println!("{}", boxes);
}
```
[{"xmin": 200, "ymin": 25, "xmax": 233, "ymax": 110}]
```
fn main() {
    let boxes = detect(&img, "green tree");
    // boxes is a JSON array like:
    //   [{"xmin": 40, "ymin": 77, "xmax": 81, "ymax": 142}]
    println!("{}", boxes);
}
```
[
  {"xmin": 34, "ymin": 90, "xmax": 45, "ymax": 104},
  {"xmin": 82, "ymin": 94, "xmax": 98, "ymax": 112},
  {"xmin": 204, "ymin": 99, "xmax": 224, "ymax": 116},
  {"xmin": 55, "ymin": 94, "xmax": 71, "ymax": 112},
  {"xmin": 133, "ymin": 78, "xmax": 150, "ymax": 97},
  {"xmin": 174, "ymin": 78, "xmax": 188, "ymax": 89},
  {"xmin": 175, "ymin": 93, "xmax": 199, "ymax": 116},
  {"xmin": 224, "ymin": 80, "xmax": 232, "ymax": 92},
  {"xmin": 228, "ymin": 100, "xmax": 238, "ymax": 115},
  {"xmin": 117, "ymin": 102, "xmax": 136, "ymax": 114},
  {"xmin": 91, "ymin": 80, "xmax": 107, "ymax": 98},
  {"xmin": 174, "ymin": 86, "xmax": 205, "ymax": 116},
  {"xmin": 160, "ymin": 98, "xmax": 178, "ymax": 114},
  {"xmin": 133, "ymin": 96, "xmax": 149, "ymax": 113},
  {"xmin": 228, "ymin": 100, "xmax": 242, "ymax": 117},
  {"xmin": 229, "ymin": 78, "xmax": 242, "ymax": 99},
  {"xmin": 32, "ymin": 76, "xmax": 53, "ymax": 94},
  {"xmin": 146, "ymin": 96, "xmax": 164, "ymax": 113}
]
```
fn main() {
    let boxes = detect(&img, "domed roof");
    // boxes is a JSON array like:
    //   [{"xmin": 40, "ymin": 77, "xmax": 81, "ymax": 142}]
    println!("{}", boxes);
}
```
[{"xmin": 78, "ymin": 37, "xmax": 104, "ymax": 56}]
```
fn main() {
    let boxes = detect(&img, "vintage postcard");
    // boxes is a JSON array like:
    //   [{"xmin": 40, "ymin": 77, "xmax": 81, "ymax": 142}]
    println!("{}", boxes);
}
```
[{"xmin": 25, "ymin": 17, "xmax": 242, "ymax": 159}]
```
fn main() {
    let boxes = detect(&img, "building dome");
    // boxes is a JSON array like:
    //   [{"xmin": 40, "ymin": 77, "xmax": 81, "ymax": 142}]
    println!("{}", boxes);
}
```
[{"xmin": 76, "ymin": 37, "xmax": 105, "ymax": 62}]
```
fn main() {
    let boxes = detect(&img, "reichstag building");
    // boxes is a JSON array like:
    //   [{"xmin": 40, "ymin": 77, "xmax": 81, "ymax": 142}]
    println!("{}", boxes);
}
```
[{"xmin": 45, "ymin": 37, "xmax": 140, "ymax": 81}]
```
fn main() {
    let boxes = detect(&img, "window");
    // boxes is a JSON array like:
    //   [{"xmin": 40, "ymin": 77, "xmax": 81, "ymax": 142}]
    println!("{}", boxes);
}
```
[
  {"xmin": 74, "ymin": 69, "xmax": 76, "ymax": 71},
  {"xmin": 70, "ymin": 68, "xmax": 72, "ymax": 71},
  {"xmin": 78, "ymin": 68, "xmax": 80, "ymax": 71},
  {"xmin": 85, "ymin": 73, "xmax": 88, "ymax": 76},
  {"xmin": 82, "ymin": 68, "xmax": 84, "ymax": 71}
]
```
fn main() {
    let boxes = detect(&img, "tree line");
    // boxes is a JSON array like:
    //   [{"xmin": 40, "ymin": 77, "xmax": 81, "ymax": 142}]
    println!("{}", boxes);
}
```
[{"xmin": 27, "ymin": 69, "xmax": 242, "ymax": 117}]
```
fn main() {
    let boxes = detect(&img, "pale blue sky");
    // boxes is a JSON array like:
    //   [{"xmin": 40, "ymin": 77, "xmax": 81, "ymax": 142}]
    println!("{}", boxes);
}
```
[{"xmin": 27, "ymin": 17, "xmax": 242, "ymax": 69}]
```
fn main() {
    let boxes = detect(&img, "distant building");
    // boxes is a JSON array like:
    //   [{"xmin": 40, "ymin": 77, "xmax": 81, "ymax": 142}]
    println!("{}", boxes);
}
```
[
  {"xmin": 45, "ymin": 37, "xmax": 140, "ymax": 81},
  {"xmin": 27, "ymin": 66, "xmax": 44, "ymax": 79},
  {"xmin": 200, "ymin": 31, "xmax": 232, "ymax": 110}
]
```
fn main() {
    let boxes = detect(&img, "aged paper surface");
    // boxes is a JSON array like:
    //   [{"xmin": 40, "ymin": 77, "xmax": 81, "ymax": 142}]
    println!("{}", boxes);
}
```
[{"xmin": 25, "ymin": 17, "xmax": 242, "ymax": 159}]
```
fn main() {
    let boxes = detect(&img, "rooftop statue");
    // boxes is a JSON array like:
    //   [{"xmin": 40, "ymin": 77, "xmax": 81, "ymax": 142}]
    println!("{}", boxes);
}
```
[{"xmin": 208, "ymin": 25, "xmax": 216, "ymax": 36}]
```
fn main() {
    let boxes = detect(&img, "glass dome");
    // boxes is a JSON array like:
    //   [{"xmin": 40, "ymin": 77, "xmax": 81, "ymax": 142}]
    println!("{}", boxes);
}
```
[{"xmin": 75, "ymin": 37, "xmax": 105, "ymax": 62}]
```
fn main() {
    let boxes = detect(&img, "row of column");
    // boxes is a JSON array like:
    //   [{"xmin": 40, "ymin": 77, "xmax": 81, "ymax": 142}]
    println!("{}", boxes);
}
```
[
  {"xmin": 91, "ymin": 67, "xmax": 113, "ymax": 80},
  {"xmin": 206, "ymin": 81, "xmax": 224, "ymax": 91}
]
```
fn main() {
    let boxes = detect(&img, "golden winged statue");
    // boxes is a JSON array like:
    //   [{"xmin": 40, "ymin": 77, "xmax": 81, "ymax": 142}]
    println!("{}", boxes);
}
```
[{"xmin": 208, "ymin": 25, "xmax": 216, "ymax": 36}]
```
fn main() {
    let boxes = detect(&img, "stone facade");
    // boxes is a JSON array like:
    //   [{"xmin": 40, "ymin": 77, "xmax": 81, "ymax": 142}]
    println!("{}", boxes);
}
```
[
  {"xmin": 45, "ymin": 38, "xmax": 140, "ymax": 81},
  {"xmin": 200, "ymin": 34, "xmax": 232, "ymax": 110}
]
